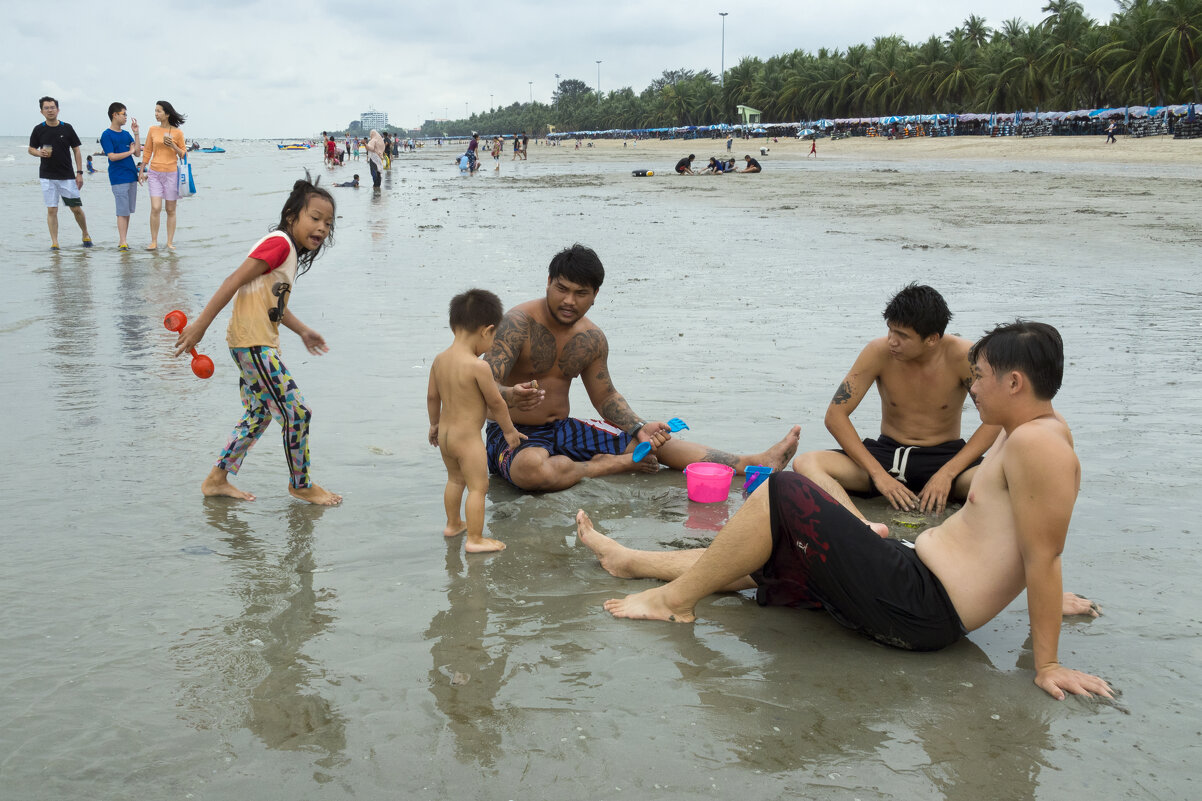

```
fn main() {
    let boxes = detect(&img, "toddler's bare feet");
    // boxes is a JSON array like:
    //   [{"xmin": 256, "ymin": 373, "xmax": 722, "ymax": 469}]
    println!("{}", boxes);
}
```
[
  {"xmin": 202, "ymin": 468, "xmax": 255, "ymax": 501},
  {"xmin": 465, "ymin": 537, "xmax": 506, "ymax": 553},
  {"xmin": 444, "ymin": 521, "xmax": 467, "ymax": 538},
  {"xmin": 289, "ymin": 484, "xmax": 343, "ymax": 506}
]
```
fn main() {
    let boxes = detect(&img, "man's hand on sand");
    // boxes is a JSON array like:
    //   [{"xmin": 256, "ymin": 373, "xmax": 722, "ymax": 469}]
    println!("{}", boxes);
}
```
[
  {"xmin": 917, "ymin": 469, "xmax": 955, "ymax": 514},
  {"xmin": 872, "ymin": 472, "xmax": 919, "ymax": 511},
  {"xmin": 1063, "ymin": 592, "xmax": 1101, "ymax": 617},
  {"xmin": 510, "ymin": 381, "xmax": 545, "ymax": 411},
  {"xmin": 1035, "ymin": 664, "xmax": 1114, "ymax": 701}
]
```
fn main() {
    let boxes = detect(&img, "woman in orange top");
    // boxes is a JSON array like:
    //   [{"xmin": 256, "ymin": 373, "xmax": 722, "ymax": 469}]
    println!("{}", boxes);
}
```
[{"xmin": 139, "ymin": 100, "xmax": 186, "ymax": 250}]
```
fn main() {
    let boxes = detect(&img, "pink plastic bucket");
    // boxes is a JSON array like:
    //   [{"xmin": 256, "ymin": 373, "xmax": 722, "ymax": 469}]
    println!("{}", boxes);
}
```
[{"xmin": 685, "ymin": 462, "xmax": 735, "ymax": 503}]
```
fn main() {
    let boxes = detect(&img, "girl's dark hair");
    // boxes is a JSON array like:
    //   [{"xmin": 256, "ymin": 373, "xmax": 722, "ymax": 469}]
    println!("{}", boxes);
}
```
[
  {"xmin": 155, "ymin": 100, "xmax": 186, "ymax": 127},
  {"xmin": 273, "ymin": 172, "xmax": 335, "ymax": 275}
]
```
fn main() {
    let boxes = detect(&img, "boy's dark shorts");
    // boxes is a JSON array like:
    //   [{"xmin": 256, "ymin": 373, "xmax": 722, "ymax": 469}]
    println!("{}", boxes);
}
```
[{"xmin": 837, "ymin": 434, "xmax": 981, "ymax": 495}]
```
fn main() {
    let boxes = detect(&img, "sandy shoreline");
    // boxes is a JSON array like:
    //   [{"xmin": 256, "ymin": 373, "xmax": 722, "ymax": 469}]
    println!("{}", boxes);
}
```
[{"xmin": 524, "ymin": 131, "xmax": 1202, "ymax": 167}]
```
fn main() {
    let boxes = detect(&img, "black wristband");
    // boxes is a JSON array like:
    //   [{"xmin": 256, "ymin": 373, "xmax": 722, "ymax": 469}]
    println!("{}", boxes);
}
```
[{"xmin": 626, "ymin": 421, "xmax": 646, "ymax": 437}]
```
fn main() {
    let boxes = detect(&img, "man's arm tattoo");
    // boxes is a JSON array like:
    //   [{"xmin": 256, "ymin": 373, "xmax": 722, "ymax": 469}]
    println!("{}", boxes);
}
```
[
  {"xmin": 599, "ymin": 396, "xmax": 639, "ymax": 429},
  {"xmin": 484, "ymin": 312, "xmax": 529, "ymax": 381},
  {"xmin": 831, "ymin": 381, "xmax": 853, "ymax": 405}
]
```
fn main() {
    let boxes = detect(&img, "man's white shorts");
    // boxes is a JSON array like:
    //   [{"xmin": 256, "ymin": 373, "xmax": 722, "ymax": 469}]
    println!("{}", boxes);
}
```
[{"xmin": 41, "ymin": 178, "xmax": 82, "ymax": 208}]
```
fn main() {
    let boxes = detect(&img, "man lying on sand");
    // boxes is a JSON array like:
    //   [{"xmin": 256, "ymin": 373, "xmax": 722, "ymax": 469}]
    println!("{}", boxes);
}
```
[
  {"xmin": 793, "ymin": 283, "xmax": 997, "ymax": 533},
  {"xmin": 578, "ymin": 321, "xmax": 1112, "ymax": 701},
  {"xmin": 483, "ymin": 243, "xmax": 799, "ymax": 492}
]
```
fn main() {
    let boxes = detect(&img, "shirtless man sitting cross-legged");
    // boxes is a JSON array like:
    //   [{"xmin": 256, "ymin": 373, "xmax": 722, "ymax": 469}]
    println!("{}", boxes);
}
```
[
  {"xmin": 578, "ymin": 321, "xmax": 1110, "ymax": 700},
  {"xmin": 483, "ymin": 243, "xmax": 800, "ymax": 492},
  {"xmin": 793, "ymin": 283, "xmax": 999, "ymax": 535}
]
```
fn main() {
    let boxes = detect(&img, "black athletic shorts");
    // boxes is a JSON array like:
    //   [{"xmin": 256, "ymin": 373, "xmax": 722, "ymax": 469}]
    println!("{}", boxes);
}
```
[
  {"xmin": 838, "ymin": 434, "xmax": 981, "ymax": 496},
  {"xmin": 750, "ymin": 472, "xmax": 966, "ymax": 651}
]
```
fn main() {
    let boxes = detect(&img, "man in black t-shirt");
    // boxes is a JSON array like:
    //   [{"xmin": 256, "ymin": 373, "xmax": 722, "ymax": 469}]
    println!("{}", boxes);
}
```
[
  {"xmin": 674, "ymin": 154, "xmax": 695, "ymax": 174},
  {"xmin": 740, "ymin": 155, "xmax": 762, "ymax": 173},
  {"xmin": 27, "ymin": 96, "xmax": 92, "ymax": 250}
]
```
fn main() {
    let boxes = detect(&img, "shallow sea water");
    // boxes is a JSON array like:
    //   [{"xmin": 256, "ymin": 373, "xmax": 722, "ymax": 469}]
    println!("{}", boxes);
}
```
[{"xmin": 1, "ymin": 136, "xmax": 1200, "ymax": 800}]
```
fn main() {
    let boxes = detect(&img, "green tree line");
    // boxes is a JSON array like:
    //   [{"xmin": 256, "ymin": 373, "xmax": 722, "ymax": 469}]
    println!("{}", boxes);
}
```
[{"xmin": 421, "ymin": 0, "xmax": 1199, "ymax": 137}]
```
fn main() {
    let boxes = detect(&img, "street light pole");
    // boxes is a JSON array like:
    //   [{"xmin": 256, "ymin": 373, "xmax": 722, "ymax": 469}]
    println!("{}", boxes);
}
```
[
  {"xmin": 596, "ymin": 60, "xmax": 602, "ymax": 104},
  {"xmin": 720, "ymin": 12, "xmax": 728, "ymax": 88},
  {"xmin": 529, "ymin": 81, "xmax": 533, "ymax": 103}
]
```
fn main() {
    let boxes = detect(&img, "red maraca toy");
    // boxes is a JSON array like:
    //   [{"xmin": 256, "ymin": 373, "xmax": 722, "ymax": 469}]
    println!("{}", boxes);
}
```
[{"xmin": 164, "ymin": 310, "xmax": 215, "ymax": 379}]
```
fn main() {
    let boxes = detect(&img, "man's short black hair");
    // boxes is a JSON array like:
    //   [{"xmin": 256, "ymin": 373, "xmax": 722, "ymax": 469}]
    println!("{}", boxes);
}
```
[
  {"xmin": 970, "ymin": 320, "xmax": 1064, "ymax": 400},
  {"xmin": 548, "ymin": 243, "xmax": 604, "ymax": 291},
  {"xmin": 883, "ymin": 283, "xmax": 951, "ymax": 338},
  {"xmin": 39, "ymin": 96, "xmax": 58, "ymax": 109},
  {"xmin": 449, "ymin": 288, "xmax": 504, "ymax": 332},
  {"xmin": 107, "ymin": 102, "xmax": 126, "ymax": 121}
]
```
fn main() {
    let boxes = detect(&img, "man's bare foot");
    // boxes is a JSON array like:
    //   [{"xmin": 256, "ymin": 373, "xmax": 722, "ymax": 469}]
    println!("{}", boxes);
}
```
[
  {"xmin": 289, "ymin": 484, "xmax": 343, "ymax": 506},
  {"xmin": 465, "ymin": 537, "xmax": 506, "ymax": 553},
  {"xmin": 202, "ymin": 468, "xmax": 255, "ymax": 501},
  {"xmin": 603, "ymin": 586, "xmax": 695, "ymax": 623},
  {"xmin": 444, "ymin": 521, "xmax": 467, "ymax": 538},
  {"xmin": 576, "ymin": 509, "xmax": 638, "ymax": 578},
  {"xmin": 145, "ymin": 243, "xmax": 157, "ymax": 251},
  {"xmin": 585, "ymin": 452, "xmax": 659, "ymax": 478},
  {"xmin": 867, "ymin": 521, "xmax": 890, "ymax": 538},
  {"xmin": 747, "ymin": 425, "xmax": 801, "ymax": 473}
]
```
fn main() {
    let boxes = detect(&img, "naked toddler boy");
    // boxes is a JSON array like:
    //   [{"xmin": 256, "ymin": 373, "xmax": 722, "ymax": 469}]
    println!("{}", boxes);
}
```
[{"xmin": 427, "ymin": 289, "xmax": 527, "ymax": 552}]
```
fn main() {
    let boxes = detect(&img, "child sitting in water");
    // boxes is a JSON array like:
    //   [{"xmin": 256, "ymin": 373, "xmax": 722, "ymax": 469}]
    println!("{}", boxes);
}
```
[
  {"xmin": 173, "ymin": 173, "xmax": 341, "ymax": 506},
  {"xmin": 427, "ymin": 289, "xmax": 526, "ymax": 553},
  {"xmin": 334, "ymin": 174, "xmax": 359, "ymax": 187},
  {"xmin": 86, "ymin": 155, "xmax": 96, "ymax": 173}
]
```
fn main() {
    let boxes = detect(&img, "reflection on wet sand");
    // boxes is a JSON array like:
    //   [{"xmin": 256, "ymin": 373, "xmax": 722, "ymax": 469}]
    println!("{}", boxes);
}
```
[
  {"xmin": 45, "ymin": 255, "xmax": 98, "ymax": 429},
  {"xmin": 425, "ymin": 539, "xmax": 509, "ymax": 767},
  {"xmin": 173, "ymin": 502, "xmax": 346, "ymax": 778}
]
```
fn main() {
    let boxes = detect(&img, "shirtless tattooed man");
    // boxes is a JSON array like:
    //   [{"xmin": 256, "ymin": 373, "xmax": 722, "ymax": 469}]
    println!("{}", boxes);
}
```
[
  {"xmin": 793, "ymin": 284, "xmax": 999, "ymax": 534},
  {"xmin": 578, "ymin": 321, "xmax": 1112, "ymax": 700},
  {"xmin": 482, "ymin": 244, "xmax": 799, "ymax": 492}
]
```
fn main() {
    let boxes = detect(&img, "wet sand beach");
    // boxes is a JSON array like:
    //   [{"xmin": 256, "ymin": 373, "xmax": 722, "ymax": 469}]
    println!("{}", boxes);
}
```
[{"xmin": 1, "ymin": 133, "xmax": 1200, "ymax": 799}]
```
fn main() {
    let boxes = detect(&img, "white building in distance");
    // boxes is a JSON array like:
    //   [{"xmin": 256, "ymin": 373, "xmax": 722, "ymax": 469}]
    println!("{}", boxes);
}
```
[{"xmin": 360, "ymin": 109, "xmax": 388, "ymax": 130}]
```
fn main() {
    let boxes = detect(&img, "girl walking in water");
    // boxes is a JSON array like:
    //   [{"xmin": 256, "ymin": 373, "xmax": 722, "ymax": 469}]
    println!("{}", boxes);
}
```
[{"xmin": 173, "ymin": 175, "xmax": 342, "ymax": 505}]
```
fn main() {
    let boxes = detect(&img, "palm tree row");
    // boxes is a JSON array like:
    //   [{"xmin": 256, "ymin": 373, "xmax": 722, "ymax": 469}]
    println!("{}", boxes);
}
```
[{"xmin": 423, "ymin": 0, "xmax": 1200, "ymax": 137}]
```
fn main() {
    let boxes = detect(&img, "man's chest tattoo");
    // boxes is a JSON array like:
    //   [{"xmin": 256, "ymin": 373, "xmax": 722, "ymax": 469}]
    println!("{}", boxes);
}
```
[
  {"xmin": 528, "ymin": 322, "xmax": 557, "ymax": 373},
  {"xmin": 558, "ymin": 329, "xmax": 604, "ymax": 378}
]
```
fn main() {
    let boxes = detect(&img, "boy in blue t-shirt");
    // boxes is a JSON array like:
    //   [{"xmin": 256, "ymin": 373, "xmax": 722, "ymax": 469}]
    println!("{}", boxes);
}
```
[{"xmin": 100, "ymin": 102, "xmax": 141, "ymax": 250}]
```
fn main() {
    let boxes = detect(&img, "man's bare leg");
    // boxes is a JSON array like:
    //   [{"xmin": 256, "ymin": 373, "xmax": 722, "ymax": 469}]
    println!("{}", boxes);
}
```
[
  {"xmin": 507, "ymin": 448, "xmax": 659, "ymax": 492},
  {"xmin": 577, "ymin": 509, "xmax": 756, "ymax": 589},
  {"xmin": 202, "ymin": 466, "xmax": 255, "ymax": 501},
  {"xmin": 600, "ymin": 485, "xmax": 773, "ymax": 622},
  {"xmin": 69, "ymin": 205, "xmax": 90, "ymax": 241},
  {"xmin": 653, "ymin": 425, "xmax": 800, "ymax": 475},
  {"xmin": 792, "ymin": 450, "xmax": 889, "ymax": 537},
  {"xmin": 46, "ymin": 208, "xmax": 59, "ymax": 248}
]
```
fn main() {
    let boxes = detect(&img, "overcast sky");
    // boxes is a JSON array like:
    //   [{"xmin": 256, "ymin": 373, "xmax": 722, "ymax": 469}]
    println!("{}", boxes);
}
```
[{"xmin": 4, "ymin": 0, "xmax": 1121, "ymax": 139}]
